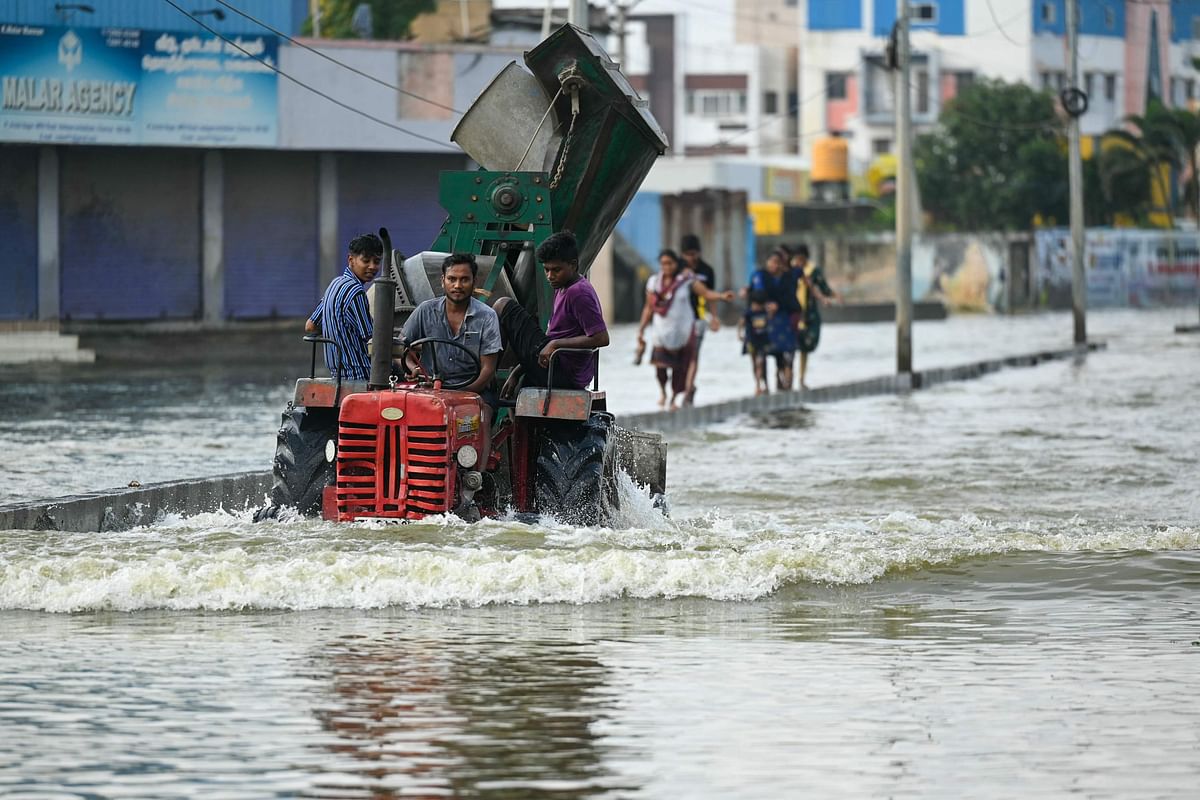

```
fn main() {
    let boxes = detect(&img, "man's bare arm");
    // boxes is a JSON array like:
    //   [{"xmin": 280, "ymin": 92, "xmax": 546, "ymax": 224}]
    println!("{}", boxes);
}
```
[{"xmin": 538, "ymin": 331, "xmax": 609, "ymax": 368}]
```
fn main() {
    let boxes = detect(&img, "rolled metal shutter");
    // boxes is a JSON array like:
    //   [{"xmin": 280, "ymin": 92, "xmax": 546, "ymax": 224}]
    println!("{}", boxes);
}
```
[
  {"xmin": 223, "ymin": 150, "xmax": 318, "ymax": 319},
  {"xmin": 60, "ymin": 147, "xmax": 202, "ymax": 320},
  {"xmin": 337, "ymin": 152, "xmax": 464, "ymax": 261},
  {"xmin": 0, "ymin": 145, "xmax": 38, "ymax": 320}
]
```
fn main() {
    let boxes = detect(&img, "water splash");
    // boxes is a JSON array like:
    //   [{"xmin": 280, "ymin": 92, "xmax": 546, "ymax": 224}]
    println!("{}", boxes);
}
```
[{"xmin": 2, "ymin": 507, "xmax": 1196, "ymax": 612}]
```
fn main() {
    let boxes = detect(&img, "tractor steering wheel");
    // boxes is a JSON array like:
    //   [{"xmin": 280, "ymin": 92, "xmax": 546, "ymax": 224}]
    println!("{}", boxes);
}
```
[{"xmin": 404, "ymin": 337, "xmax": 483, "ymax": 390}]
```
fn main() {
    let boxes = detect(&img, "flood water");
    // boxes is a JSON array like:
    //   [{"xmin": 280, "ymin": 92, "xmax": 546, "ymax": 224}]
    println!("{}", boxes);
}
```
[{"xmin": 1, "ymin": 307, "xmax": 1199, "ymax": 798}]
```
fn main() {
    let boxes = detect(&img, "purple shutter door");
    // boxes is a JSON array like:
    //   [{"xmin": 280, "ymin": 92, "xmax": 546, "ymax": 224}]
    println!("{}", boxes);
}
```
[
  {"xmin": 0, "ymin": 146, "xmax": 38, "ymax": 320},
  {"xmin": 60, "ymin": 148, "xmax": 202, "ymax": 320},
  {"xmin": 337, "ymin": 152, "xmax": 464, "ymax": 261},
  {"xmin": 223, "ymin": 151, "xmax": 318, "ymax": 319}
]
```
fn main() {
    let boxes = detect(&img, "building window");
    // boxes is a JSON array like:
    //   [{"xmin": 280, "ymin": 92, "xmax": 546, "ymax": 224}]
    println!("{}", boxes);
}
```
[
  {"xmin": 955, "ymin": 71, "xmax": 975, "ymax": 92},
  {"xmin": 1041, "ymin": 71, "xmax": 1066, "ymax": 92},
  {"xmin": 787, "ymin": 91, "xmax": 798, "ymax": 112},
  {"xmin": 911, "ymin": 2, "xmax": 938, "ymax": 24},
  {"xmin": 1085, "ymin": 72, "xmax": 1094, "ymax": 98},
  {"xmin": 1189, "ymin": 79, "xmax": 1196, "ymax": 99},
  {"xmin": 764, "ymin": 91, "xmax": 778, "ymax": 114},
  {"xmin": 873, "ymin": 138, "xmax": 891, "ymax": 155},
  {"xmin": 915, "ymin": 69, "xmax": 930, "ymax": 114},
  {"xmin": 826, "ymin": 72, "xmax": 849, "ymax": 100},
  {"xmin": 1105, "ymin": 73, "xmax": 1116, "ymax": 101},
  {"xmin": 1172, "ymin": 78, "xmax": 1190, "ymax": 106},
  {"xmin": 690, "ymin": 89, "xmax": 749, "ymax": 118},
  {"xmin": 784, "ymin": 0, "xmax": 798, "ymax": 6},
  {"xmin": 1192, "ymin": 15, "xmax": 1200, "ymax": 40},
  {"xmin": 1105, "ymin": 6, "xmax": 1116, "ymax": 31},
  {"xmin": 1041, "ymin": 2, "xmax": 1055, "ymax": 24}
]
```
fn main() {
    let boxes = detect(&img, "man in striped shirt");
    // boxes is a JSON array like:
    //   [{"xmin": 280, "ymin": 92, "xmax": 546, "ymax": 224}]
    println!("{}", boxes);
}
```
[{"xmin": 305, "ymin": 233, "xmax": 383, "ymax": 381}]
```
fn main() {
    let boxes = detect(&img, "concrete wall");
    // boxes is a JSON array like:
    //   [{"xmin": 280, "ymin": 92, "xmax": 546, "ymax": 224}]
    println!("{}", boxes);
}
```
[
  {"xmin": 278, "ymin": 41, "xmax": 518, "ymax": 152},
  {"xmin": 759, "ymin": 228, "xmax": 1200, "ymax": 313},
  {"xmin": 761, "ymin": 230, "xmax": 1028, "ymax": 312}
]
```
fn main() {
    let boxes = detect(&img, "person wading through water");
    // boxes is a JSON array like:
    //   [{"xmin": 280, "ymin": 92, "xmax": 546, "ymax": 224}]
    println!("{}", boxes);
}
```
[
  {"xmin": 636, "ymin": 249, "xmax": 733, "ymax": 410},
  {"xmin": 679, "ymin": 233, "xmax": 720, "ymax": 405},
  {"xmin": 790, "ymin": 243, "xmax": 841, "ymax": 390}
]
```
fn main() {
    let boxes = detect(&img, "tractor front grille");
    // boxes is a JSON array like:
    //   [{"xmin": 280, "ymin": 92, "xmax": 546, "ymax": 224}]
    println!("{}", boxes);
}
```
[
  {"xmin": 335, "ymin": 420, "xmax": 451, "ymax": 519},
  {"xmin": 403, "ymin": 425, "xmax": 449, "ymax": 515}
]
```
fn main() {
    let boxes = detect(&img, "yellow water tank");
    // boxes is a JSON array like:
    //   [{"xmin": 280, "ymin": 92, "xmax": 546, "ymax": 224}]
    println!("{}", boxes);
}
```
[{"xmin": 811, "ymin": 135, "xmax": 850, "ymax": 183}]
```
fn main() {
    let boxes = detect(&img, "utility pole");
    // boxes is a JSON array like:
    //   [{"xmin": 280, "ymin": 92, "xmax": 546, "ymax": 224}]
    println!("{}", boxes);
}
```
[
  {"xmin": 541, "ymin": 0, "xmax": 554, "ymax": 40},
  {"xmin": 613, "ymin": 1, "xmax": 628, "ymax": 68},
  {"xmin": 894, "ymin": 0, "xmax": 913, "ymax": 374},
  {"xmin": 310, "ymin": 0, "xmax": 321, "ymax": 38},
  {"xmin": 569, "ymin": 0, "xmax": 589, "ymax": 31},
  {"xmin": 1066, "ymin": 0, "xmax": 1087, "ymax": 345}
]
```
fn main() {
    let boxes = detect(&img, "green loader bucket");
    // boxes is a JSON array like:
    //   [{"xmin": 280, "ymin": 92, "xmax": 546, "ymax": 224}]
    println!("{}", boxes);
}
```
[{"xmin": 451, "ymin": 24, "xmax": 668, "ymax": 278}]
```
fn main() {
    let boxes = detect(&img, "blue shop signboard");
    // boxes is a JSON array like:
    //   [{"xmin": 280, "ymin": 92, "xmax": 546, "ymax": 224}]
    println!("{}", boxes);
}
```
[{"xmin": 0, "ymin": 21, "xmax": 278, "ymax": 146}]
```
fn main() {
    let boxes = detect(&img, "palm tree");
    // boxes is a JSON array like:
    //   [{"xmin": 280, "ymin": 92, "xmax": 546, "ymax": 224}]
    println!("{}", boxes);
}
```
[{"xmin": 1111, "ymin": 102, "xmax": 1200, "ymax": 225}]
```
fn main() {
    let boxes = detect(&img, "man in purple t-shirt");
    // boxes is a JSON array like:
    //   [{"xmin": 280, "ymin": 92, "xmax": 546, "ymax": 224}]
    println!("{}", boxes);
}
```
[{"xmin": 492, "ymin": 230, "xmax": 609, "ymax": 389}]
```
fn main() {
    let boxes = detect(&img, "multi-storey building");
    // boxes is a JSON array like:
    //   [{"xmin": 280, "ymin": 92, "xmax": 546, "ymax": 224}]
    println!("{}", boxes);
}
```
[{"xmin": 785, "ymin": 0, "xmax": 1200, "ymax": 169}]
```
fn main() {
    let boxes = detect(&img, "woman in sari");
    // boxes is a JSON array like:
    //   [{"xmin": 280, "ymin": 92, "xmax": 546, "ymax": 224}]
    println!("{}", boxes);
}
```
[{"xmin": 637, "ymin": 249, "xmax": 734, "ymax": 409}]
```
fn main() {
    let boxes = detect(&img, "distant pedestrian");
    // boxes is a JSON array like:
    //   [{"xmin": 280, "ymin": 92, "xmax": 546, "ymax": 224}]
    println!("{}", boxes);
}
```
[
  {"xmin": 790, "ymin": 243, "xmax": 840, "ymax": 390},
  {"xmin": 637, "ymin": 249, "xmax": 734, "ymax": 410},
  {"xmin": 305, "ymin": 233, "xmax": 383, "ymax": 381},
  {"xmin": 738, "ymin": 289, "xmax": 771, "ymax": 395},
  {"xmin": 679, "ymin": 233, "xmax": 719, "ymax": 405},
  {"xmin": 747, "ymin": 249, "xmax": 800, "ymax": 390}
]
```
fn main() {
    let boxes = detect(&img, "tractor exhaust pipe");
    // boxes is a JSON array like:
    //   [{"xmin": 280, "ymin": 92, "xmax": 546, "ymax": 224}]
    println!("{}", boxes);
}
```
[{"xmin": 370, "ymin": 227, "xmax": 396, "ymax": 389}]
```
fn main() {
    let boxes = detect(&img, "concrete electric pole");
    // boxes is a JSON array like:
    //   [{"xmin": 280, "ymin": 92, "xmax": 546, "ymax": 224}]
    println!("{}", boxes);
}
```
[
  {"xmin": 569, "ymin": 0, "xmax": 589, "ymax": 31},
  {"xmin": 894, "ymin": 0, "xmax": 914, "ymax": 374},
  {"xmin": 1066, "ymin": 0, "xmax": 1087, "ymax": 345},
  {"xmin": 613, "ymin": 1, "xmax": 627, "ymax": 68}
]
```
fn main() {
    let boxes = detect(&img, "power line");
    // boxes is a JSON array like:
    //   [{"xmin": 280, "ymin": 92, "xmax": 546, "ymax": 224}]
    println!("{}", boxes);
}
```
[
  {"xmin": 159, "ymin": 0, "xmax": 460, "ymax": 150},
  {"xmin": 983, "ymin": 0, "xmax": 1029, "ymax": 46},
  {"xmin": 212, "ymin": 0, "xmax": 465, "ymax": 115}
]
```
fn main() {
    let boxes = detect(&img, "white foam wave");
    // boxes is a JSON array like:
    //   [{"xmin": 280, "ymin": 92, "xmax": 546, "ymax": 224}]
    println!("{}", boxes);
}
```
[{"xmin": 2, "ymin": 510, "xmax": 1196, "ymax": 612}]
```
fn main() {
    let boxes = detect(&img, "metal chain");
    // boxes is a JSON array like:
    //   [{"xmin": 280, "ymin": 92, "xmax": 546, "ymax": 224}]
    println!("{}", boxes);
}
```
[{"xmin": 549, "ymin": 95, "xmax": 580, "ymax": 190}]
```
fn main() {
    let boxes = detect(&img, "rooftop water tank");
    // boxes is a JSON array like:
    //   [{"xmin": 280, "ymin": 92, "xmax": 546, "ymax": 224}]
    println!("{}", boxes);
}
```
[{"xmin": 811, "ymin": 135, "xmax": 849, "ymax": 184}]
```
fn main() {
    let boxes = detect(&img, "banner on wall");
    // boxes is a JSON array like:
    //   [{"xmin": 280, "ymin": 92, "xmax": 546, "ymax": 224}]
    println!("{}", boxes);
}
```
[
  {"xmin": 1034, "ymin": 229, "xmax": 1200, "ymax": 309},
  {"xmin": 0, "ymin": 22, "xmax": 277, "ymax": 147}
]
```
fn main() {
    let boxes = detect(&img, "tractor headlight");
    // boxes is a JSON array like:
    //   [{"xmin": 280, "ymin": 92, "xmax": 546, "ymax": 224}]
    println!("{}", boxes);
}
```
[
  {"xmin": 456, "ymin": 444, "xmax": 479, "ymax": 468},
  {"xmin": 325, "ymin": 439, "xmax": 336, "ymax": 463}
]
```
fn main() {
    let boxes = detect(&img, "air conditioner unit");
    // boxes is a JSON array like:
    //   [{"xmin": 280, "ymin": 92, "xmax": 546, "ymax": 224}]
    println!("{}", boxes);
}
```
[{"xmin": 912, "ymin": 3, "xmax": 937, "ymax": 23}]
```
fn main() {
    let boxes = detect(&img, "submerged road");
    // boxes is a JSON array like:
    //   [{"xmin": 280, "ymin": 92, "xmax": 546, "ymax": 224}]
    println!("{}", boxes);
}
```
[
  {"xmin": 0, "ymin": 308, "xmax": 1183, "ymax": 504},
  {"xmin": 1, "ymin": 307, "xmax": 1198, "ymax": 797}
]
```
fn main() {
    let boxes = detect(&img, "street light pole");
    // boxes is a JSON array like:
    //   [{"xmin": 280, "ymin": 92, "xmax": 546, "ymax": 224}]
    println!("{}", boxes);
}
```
[
  {"xmin": 1066, "ymin": 0, "xmax": 1087, "ymax": 345},
  {"xmin": 895, "ymin": 0, "xmax": 913, "ymax": 374}
]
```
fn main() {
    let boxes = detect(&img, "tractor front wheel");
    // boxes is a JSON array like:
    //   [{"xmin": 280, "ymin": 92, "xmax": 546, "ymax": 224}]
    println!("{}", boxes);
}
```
[{"xmin": 260, "ymin": 404, "xmax": 336, "ymax": 518}]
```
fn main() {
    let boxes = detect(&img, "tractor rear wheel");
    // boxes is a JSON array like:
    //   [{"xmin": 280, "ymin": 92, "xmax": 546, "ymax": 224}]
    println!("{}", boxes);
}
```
[
  {"xmin": 534, "ymin": 413, "xmax": 617, "ymax": 526},
  {"xmin": 264, "ymin": 404, "xmax": 336, "ymax": 517}
]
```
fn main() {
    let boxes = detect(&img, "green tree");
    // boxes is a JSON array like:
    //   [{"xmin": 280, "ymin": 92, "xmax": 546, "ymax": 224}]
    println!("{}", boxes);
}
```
[
  {"xmin": 914, "ymin": 79, "xmax": 1065, "ymax": 230},
  {"xmin": 304, "ymin": 0, "xmax": 436, "ymax": 40}
]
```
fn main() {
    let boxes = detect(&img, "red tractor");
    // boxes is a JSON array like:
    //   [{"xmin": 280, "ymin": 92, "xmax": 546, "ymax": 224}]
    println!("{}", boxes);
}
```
[{"xmin": 258, "ymin": 26, "xmax": 667, "ymax": 526}]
